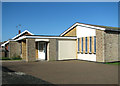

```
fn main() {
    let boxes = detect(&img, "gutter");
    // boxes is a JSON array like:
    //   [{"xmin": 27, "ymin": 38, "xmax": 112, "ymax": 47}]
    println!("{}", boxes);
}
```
[
  {"xmin": 1, "ymin": 39, "xmax": 15, "ymax": 47},
  {"xmin": 15, "ymin": 36, "xmax": 77, "ymax": 41}
]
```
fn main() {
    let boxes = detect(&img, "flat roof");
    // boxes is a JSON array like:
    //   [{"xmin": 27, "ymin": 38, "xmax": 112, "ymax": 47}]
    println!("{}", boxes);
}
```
[{"xmin": 15, "ymin": 35, "xmax": 77, "ymax": 41}]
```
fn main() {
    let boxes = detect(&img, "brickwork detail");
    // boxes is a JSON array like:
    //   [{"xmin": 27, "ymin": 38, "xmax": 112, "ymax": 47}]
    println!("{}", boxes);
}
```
[
  {"xmin": 49, "ymin": 39, "xmax": 57, "ymax": 61},
  {"xmin": 119, "ymin": 33, "xmax": 120, "ymax": 61},
  {"xmin": 26, "ymin": 39, "xmax": 36, "ymax": 62},
  {"xmin": 22, "ymin": 40, "xmax": 27, "ymax": 61},
  {"xmin": 104, "ymin": 31, "xmax": 119, "ymax": 62},
  {"xmin": 9, "ymin": 41, "xmax": 21, "ymax": 58},
  {"xmin": 96, "ymin": 30, "xmax": 105, "ymax": 62}
]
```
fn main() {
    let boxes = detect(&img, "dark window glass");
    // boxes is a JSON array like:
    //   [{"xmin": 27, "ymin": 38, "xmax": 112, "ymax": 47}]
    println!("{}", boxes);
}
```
[
  {"xmin": 85, "ymin": 37, "xmax": 87, "ymax": 53},
  {"xmin": 90, "ymin": 37, "xmax": 92, "ymax": 53},
  {"xmin": 94, "ymin": 36, "xmax": 96, "ymax": 53}
]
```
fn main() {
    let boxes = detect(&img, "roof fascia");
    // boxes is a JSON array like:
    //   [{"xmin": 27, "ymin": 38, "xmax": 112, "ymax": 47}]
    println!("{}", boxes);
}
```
[
  {"xmin": 15, "ymin": 36, "xmax": 77, "ymax": 41},
  {"xmin": 12, "ymin": 30, "xmax": 34, "ymax": 40},
  {"xmin": 1, "ymin": 40, "xmax": 15, "ymax": 46},
  {"xmin": 60, "ymin": 23, "xmax": 106, "ymax": 36}
]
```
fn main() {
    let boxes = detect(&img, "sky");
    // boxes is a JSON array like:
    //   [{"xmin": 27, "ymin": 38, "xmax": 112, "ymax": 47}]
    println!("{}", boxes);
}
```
[{"xmin": 2, "ymin": 2, "xmax": 118, "ymax": 41}]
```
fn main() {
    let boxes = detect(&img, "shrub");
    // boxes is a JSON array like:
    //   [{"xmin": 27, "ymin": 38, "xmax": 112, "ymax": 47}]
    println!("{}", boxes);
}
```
[
  {"xmin": 0, "ymin": 56, "xmax": 22, "ymax": 60},
  {"xmin": 11, "ymin": 57, "xmax": 22, "ymax": 60},
  {"xmin": 105, "ymin": 62, "xmax": 120, "ymax": 65},
  {"xmin": 0, "ymin": 57, "xmax": 11, "ymax": 60}
]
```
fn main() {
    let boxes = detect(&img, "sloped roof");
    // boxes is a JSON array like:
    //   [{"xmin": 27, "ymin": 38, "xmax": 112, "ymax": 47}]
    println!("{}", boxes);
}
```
[
  {"xmin": 60, "ymin": 22, "xmax": 119, "ymax": 36},
  {"xmin": 12, "ymin": 30, "xmax": 34, "ymax": 40},
  {"xmin": 77, "ymin": 22, "xmax": 119, "ymax": 30},
  {"xmin": 1, "ymin": 30, "xmax": 33, "ymax": 46}
]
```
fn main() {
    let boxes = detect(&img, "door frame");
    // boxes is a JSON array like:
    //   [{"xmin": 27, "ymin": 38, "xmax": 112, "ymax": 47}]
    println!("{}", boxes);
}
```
[{"xmin": 38, "ymin": 42, "xmax": 47, "ymax": 60}]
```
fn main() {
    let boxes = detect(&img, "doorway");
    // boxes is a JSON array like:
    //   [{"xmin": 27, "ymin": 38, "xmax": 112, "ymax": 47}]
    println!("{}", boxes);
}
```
[{"xmin": 38, "ymin": 42, "xmax": 47, "ymax": 60}]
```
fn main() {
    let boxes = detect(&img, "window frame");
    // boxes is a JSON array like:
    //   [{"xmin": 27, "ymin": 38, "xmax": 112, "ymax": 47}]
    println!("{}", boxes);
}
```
[
  {"xmin": 85, "ymin": 37, "xmax": 87, "ymax": 54},
  {"xmin": 94, "ymin": 36, "xmax": 96, "ymax": 54},
  {"xmin": 89, "ymin": 36, "xmax": 92, "ymax": 54}
]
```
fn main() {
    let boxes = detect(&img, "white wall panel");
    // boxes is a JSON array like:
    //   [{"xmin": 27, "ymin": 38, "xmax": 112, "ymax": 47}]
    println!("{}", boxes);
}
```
[
  {"xmin": 76, "ymin": 26, "xmax": 96, "ymax": 38},
  {"xmin": 78, "ymin": 53, "xmax": 96, "ymax": 61},
  {"xmin": 58, "ymin": 40, "xmax": 76, "ymax": 60}
]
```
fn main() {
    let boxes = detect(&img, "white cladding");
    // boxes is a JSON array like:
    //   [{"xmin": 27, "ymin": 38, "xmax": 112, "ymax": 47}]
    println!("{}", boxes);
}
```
[
  {"xmin": 76, "ymin": 26, "xmax": 96, "ymax": 38},
  {"xmin": 78, "ymin": 54, "xmax": 96, "ymax": 61},
  {"xmin": 58, "ymin": 40, "xmax": 76, "ymax": 60},
  {"xmin": 76, "ymin": 26, "xmax": 96, "ymax": 62}
]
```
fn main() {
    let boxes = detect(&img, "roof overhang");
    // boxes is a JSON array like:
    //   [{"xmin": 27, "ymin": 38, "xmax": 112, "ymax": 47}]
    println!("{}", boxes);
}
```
[
  {"xmin": 12, "ymin": 30, "xmax": 34, "ymax": 40},
  {"xmin": 1, "ymin": 40, "xmax": 15, "ymax": 47},
  {"xmin": 1, "ymin": 30, "xmax": 33, "ymax": 47},
  {"xmin": 60, "ymin": 22, "xmax": 106, "ymax": 36},
  {"xmin": 15, "ymin": 36, "xmax": 77, "ymax": 41}
]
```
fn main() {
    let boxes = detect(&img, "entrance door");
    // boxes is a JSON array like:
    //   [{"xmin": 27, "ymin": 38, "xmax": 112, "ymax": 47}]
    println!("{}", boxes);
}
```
[{"xmin": 38, "ymin": 42, "xmax": 46, "ymax": 60}]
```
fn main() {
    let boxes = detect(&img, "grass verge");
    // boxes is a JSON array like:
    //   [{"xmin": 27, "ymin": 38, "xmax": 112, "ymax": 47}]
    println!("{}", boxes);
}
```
[
  {"xmin": 0, "ymin": 57, "xmax": 22, "ymax": 60},
  {"xmin": 105, "ymin": 62, "xmax": 120, "ymax": 65}
]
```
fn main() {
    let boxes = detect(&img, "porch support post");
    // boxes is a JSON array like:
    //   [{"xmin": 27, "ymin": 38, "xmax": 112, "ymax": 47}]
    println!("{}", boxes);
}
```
[
  {"xmin": 26, "ymin": 38, "xmax": 36, "ymax": 62},
  {"xmin": 49, "ymin": 39, "xmax": 57, "ymax": 61}
]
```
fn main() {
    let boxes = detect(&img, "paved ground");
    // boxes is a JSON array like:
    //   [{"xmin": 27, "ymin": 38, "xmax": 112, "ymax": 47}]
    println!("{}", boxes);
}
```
[
  {"xmin": 2, "ymin": 66, "xmax": 54, "ymax": 85},
  {"xmin": 2, "ymin": 60, "xmax": 119, "ymax": 84}
]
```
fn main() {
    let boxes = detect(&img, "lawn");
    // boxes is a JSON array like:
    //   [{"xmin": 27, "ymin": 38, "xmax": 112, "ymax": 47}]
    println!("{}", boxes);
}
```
[
  {"xmin": 0, "ymin": 57, "xmax": 22, "ymax": 60},
  {"xmin": 105, "ymin": 62, "xmax": 120, "ymax": 65}
]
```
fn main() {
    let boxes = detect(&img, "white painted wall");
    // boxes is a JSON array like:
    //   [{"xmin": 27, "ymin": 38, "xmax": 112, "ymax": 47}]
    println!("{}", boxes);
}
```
[
  {"xmin": 76, "ymin": 26, "xmax": 96, "ymax": 38},
  {"xmin": 78, "ymin": 53, "xmax": 96, "ymax": 61},
  {"xmin": 35, "ymin": 39, "xmax": 49, "ymax": 42},
  {"xmin": 58, "ymin": 40, "xmax": 76, "ymax": 60},
  {"xmin": 76, "ymin": 26, "xmax": 96, "ymax": 62}
]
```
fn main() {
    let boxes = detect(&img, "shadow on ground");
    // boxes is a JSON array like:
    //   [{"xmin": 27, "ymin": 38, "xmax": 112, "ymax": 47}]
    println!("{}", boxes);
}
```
[{"xmin": 2, "ymin": 66, "xmax": 55, "ymax": 85}]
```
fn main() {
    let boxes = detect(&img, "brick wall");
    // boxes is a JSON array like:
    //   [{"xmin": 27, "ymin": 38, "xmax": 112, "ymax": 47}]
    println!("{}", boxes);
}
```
[
  {"xmin": 119, "ymin": 33, "xmax": 120, "ymax": 61},
  {"xmin": 96, "ymin": 30, "xmax": 105, "ymax": 62},
  {"xmin": 22, "ymin": 40, "xmax": 27, "ymax": 61},
  {"xmin": 96, "ymin": 29, "xmax": 119, "ymax": 62},
  {"xmin": 26, "ymin": 39, "xmax": 36, "ymax": 62},
  {"xmin": 49, "ymin": 39, "xmax": 57, "ymax": 61},
  {"xmin": 0, "ymin": 51, "xmax": 5, "ymax": 57},
  {"xmin": 9, "ymin": 41, "xmax": 21, "ymax": 58},
  {"xmin": 104, "ymin": 31, "xmax": 119, "ymax": 62}
]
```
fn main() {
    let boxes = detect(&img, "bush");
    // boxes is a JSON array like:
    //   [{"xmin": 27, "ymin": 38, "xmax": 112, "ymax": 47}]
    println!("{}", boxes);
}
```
[
  {"xmin": 105, "ymin": 62, "xmax": 120, "ymax": 65},
  {"xmin": 10, "ymin": 57, "xmax": 22, "ymax": 60},
  {"xmin": 0, "ymin": 56, "xmax": 22, "ymax": 60},
  {"xmin": 10, "ymin": 55, "xmax": 22, "ymax": 60},
  {"xmin": 0, "ymin": 57, "xmax": 11, "ymax": 60}
]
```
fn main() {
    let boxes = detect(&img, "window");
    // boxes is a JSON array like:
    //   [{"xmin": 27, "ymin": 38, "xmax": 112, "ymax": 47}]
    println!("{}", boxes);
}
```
[
  {"xmin": 77, "ymin": 36, "xmax": 96, "ymax": 54},
  {"xmin": 81, "ymin": 37, "xmax": 83, "ymax": 53},
  {"xmin": 94, "ymin": 36, "xmax": 96, "ymax": 53},
  {"xmin": 89, "ymin": 37, "xmax": 92, "ymax": 53},
  {"xmin": 85, "ymin": 37, "xmax": 87, "ymax": 53}
]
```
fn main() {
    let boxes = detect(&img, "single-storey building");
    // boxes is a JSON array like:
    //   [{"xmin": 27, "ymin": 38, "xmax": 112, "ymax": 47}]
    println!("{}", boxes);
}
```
[
  {"xmin": 1, "ymin": 22, "xmax": 120, "ymax": 62},
  {"xmin": 1, "ymin": 30, "xmax": 34, "ymax": 58}
]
